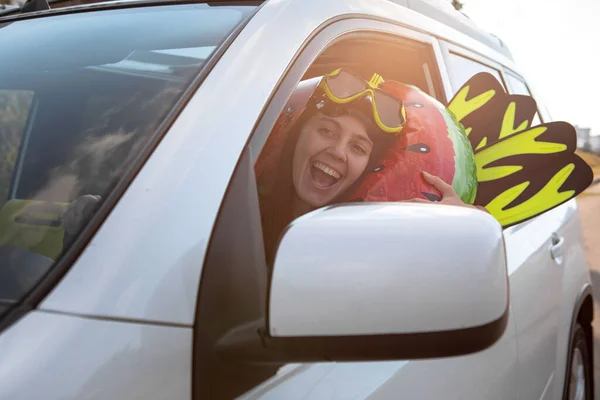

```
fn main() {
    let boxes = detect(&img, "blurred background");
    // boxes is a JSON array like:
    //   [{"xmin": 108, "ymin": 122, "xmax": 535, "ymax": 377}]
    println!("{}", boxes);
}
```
[{"xmin": 450, "ymin": 0, "xmax": 600, "ymax": 167}]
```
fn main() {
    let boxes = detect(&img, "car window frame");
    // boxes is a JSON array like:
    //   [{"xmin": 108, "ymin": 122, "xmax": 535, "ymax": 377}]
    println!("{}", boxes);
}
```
[
  {"xmin": 502, "ymin": 68, "xmax": 547, "ymax": 124},
  {"xmin": 248, "ymin": 20, "xmax": 449, "ymax": 163},
  {"xmin": 438, "ymin": 40, "xmax": 509, "ymax": 98},
  {"xmin": 194, "ymin": 17, "xmax": 449, "ymax": 399}
]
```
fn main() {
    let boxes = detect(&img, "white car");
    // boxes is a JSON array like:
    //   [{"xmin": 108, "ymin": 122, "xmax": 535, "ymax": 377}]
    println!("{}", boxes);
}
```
[{"xmin": 0, "ymin": 0, "xmax": 593, "ymax": 399}]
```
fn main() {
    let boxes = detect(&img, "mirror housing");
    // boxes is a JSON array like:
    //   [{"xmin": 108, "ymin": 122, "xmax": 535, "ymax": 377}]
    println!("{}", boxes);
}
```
[{"xmin": 218, "ymin": 203, "xmax": 508, "ymax": 362}]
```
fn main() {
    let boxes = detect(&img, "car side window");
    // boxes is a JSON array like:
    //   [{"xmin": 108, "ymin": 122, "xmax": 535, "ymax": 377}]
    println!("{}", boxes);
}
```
[
  {"xmin": 446, "ymin": 51, "xmax": 505, "ymax": 92},
  {"xmin": 505, "ymin": 72, "xmax": 543, "ymax": 125},
  {"xmin": 505, "ymin": 73, "xmax": 532, "ymax": 96},
  {"xmin": 194, "ymin": 30, "xmax": 446, "ymax": 399}
]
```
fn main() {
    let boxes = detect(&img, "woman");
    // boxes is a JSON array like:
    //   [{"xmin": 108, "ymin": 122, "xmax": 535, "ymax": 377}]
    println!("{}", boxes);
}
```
[{"xmin": 256, "ymin": 68, "xmax": 478, "ymax": 264}]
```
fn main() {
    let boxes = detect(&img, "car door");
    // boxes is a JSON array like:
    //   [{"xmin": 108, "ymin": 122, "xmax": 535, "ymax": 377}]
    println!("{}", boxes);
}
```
[
  {"xmin": 193, "ymin": 10, "xmax": 520, "ymax": 399},
  {"xmin": 503, "ymin": 69, "xmax": 583, "ymax": 400},
  {"xmin": 500, "ymin": 69, "xmax": 569, "ymax": 400},
  {"xmin": 441, "ymin": 41, "xmax": 565, "ymax": 400},
  {"xmin": 503, "ymin": 211, "xmax": 567, "ymax": 400}
]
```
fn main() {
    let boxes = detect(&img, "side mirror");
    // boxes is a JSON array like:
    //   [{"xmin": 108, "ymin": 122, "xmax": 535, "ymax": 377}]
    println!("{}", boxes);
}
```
[{"xmin": 218, "ymin": 203, "xmax": 508, "ymax": 362}]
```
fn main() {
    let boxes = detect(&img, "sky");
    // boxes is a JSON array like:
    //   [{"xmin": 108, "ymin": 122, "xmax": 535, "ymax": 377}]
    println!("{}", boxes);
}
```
[{"xmin": 460, "ymin": 0, "xmax": 600, "ymax": 135}]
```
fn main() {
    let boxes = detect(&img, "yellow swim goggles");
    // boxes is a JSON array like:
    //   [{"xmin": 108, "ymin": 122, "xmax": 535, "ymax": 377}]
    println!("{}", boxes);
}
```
[{"xmin": 318, "ymin": 68, "xmax": 406, "ymax": 135}]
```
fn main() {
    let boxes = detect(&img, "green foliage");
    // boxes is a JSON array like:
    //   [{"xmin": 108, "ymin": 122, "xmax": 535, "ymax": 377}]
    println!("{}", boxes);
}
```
[{"xmin": 0, "ymin": 90, "xmax": 33, "ymax": 207}]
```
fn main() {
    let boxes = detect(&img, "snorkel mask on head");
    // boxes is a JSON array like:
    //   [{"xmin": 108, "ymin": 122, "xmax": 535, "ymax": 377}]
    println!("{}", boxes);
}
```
[{"xmin": 308, "ymin": 68, "xmax": 407, "ymax": 135}]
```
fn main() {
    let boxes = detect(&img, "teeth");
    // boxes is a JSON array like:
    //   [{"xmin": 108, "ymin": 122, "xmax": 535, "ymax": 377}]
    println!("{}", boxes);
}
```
[{"xmin": 313, "ymin": 161, "xmax": 341, "ymax": 180}]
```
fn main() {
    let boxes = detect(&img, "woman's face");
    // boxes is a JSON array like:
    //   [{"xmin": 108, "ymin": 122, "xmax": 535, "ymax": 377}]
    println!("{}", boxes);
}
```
[{"xmin": 292, "ymin": 112, "xmax": 373, "ymax": 208}]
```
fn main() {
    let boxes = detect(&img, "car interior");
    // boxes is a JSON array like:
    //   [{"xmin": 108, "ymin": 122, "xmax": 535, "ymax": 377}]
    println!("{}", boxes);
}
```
[{"xmin": 302, "ymin": 34, "xmax": 446, "ymax": 103}]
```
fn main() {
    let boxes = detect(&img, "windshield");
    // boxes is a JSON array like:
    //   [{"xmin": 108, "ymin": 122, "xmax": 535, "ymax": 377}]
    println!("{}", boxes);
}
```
[{"xmin": 0, "ymin": 3, "xmax": 254, "ymax": 317}]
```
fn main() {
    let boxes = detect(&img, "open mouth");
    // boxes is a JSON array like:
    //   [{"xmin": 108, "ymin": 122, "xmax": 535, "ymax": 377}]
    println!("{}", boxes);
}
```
[{"xmin": 310, "ymin": 161, "xmax": 342, "ymax": 189}]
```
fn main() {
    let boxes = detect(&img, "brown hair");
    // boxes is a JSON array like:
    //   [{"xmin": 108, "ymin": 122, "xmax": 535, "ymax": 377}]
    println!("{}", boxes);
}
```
[{"xmin": 256, "ymin": 110, "xmax": 309, "ymax": 265}]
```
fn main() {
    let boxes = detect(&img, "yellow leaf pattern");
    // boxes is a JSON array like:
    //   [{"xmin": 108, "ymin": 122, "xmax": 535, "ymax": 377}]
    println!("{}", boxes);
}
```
[{"xmin": 447, "ymin": 72, "xmax": 593, "ymax": 228}]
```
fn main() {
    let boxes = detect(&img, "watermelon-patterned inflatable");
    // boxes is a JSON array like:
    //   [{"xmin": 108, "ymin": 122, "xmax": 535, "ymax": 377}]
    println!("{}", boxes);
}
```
[{"xmin": 344, "ymin": 80, "xmax": 478, "ymax": 204}]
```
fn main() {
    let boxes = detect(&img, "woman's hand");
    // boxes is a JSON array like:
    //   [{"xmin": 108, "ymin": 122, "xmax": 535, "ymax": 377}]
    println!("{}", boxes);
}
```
[{"xmin": 408, "ymin": 171, "xmax": 488, "ymax": 213}]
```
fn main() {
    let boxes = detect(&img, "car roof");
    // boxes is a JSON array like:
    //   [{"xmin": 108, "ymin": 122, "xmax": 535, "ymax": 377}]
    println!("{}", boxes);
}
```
[
  {"xmin": 397, "ymin": 0, "xmax": 513, "ymax": 59},
  {"xmin": 0, "ymin": 0, "xmax": 513, "ymax": 60},
  {"xmin": 0, "ymin": 0, "xmax": 252, "ymax": 18}
]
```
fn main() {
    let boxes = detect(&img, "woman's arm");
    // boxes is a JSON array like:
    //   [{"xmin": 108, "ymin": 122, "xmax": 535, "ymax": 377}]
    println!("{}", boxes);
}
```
[{"xmin": 408, "ymin": 171, "xmax": 489, "ymax": 213}]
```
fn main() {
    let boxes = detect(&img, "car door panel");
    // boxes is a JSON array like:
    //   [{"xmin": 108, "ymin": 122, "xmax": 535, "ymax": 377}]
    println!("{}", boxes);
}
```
[
  {"xmin": 240, "ymin": 362, "xmax": 408, "ymax": 400},
  {"xmin": 504, "ymin": 206, "xmax": 566, "ymax": 399},
  {"xmin": 0, "ymin": 311, "xmax": 192, "ymax": 400}
]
